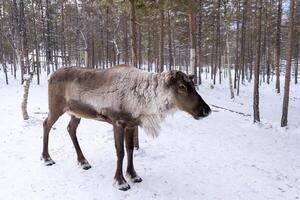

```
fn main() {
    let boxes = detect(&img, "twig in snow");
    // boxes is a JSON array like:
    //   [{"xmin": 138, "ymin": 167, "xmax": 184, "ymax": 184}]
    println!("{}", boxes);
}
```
[
  {"xmin": 33, "ymin": 112, "xmax": 48, "ymax": 115},
  {"xmin": 210, "ymin": 104, "xmax": 251, "ymax": 117}
]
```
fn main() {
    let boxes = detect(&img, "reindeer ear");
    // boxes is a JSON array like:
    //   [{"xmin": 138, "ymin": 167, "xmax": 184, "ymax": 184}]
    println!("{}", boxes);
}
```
[
  {"xmin": 164, "ymin": 71, "xmax": 177, "ymax": 86},
  {"xmin": 188, "ymin": 75, "xmax": 195, "ymax": 82}
]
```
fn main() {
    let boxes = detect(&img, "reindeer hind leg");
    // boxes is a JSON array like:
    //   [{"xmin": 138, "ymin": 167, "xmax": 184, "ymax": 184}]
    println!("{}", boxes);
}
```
[
  {"xmin": 113, "ymin": 123, "xmax": 130, "ymax": 191},
  {"xmin": 67, "ymin": 115, "xmax": 91, "ymax": 170},
  {"xmin": 125, "ymin": 126, "xmax": 142, "ymax": 183},
  {"xmin": 42, "ymin": 112, "xmax": 63, "ymax": 165},
  {"xmin": 41, "ymin": 96, "xmax": 65, "ymax": 166}
]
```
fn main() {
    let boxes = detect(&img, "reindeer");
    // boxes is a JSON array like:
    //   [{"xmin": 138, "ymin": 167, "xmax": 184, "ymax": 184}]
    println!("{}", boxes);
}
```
[{"xmin": 41, "ymin": 65, "xmax": 211, "ymax": 190}]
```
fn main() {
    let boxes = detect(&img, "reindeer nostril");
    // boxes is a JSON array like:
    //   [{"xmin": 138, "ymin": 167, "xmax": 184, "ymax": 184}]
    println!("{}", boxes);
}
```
[
  {"xmin": 203, "ymin": 108, "xmax": 211, "ymax": 116},
  {"xmin": 207, "ymin": 108, "xmax": 212, "ymax": 115}
]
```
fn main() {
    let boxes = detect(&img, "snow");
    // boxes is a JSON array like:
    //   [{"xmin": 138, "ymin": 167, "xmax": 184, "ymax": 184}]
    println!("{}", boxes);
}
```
[{"xmin": 0, "ymin": 71, "xmax": 300, "ymax": 200}]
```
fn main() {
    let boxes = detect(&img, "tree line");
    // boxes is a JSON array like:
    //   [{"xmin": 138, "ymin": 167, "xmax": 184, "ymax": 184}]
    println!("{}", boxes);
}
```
[{"xmin": 0, "ymin": 0, "xmax": 299, "ymax": 126}]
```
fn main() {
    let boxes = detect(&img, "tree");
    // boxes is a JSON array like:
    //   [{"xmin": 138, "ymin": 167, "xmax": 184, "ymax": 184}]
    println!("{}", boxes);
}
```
[
  {"xmin": 45, "ymin": 0, "xmax": 52, "ymax": 74},
  {"xmin": 253, "ymin": 0, "xmax": 262, "ymax": 123},
  {"xmin": 224, "ymin": 0, "xmax": 234, "ymax": 99},
  {"xmin": 129, "ymin": 0, "xmax": 138, "ymax": 68},
  {"xmin": 158, "ymin": 0, "xmax": 165, "ymax": 73},
  {"xmin": 295, "ymin": 27, "xmax": 299, "ymax": 84},
  {"xmin": 281, "ymin": 0, "xmax": 296, "ymax": 127},
  {"xmin": 275, "ymin": 0, "xmax": 282, "ymax": 93},
  {"xmin": 167, "ymin": 10, "xmax": 173, "ymax": 70},
  {"xmin": 197, "ymin": 0, "xmax": 203, "ymax": 84},
  {"xmin": 188, "ymin": 0, "xmax": 197, "ymax": 83},
  {"xmin": 128, "ymin": 0, "xmax": 139, "ymax": 149},
  {"xmin": 31, "ymin": 0, "xmax": 41, "ymax": 84}
]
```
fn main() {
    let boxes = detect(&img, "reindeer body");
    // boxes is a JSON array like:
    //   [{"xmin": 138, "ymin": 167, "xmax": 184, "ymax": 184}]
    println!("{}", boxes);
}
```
[
  {"xmin": 42, "ymin": 65, "xmax": 211, "ymax": 191},
  {"xmin": 49, "ymin": 66, "xmax": 174, "ymax": 136}
]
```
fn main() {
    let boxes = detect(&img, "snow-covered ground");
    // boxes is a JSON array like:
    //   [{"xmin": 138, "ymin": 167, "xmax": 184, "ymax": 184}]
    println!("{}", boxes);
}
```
[{"xmin": 0, "ymin": 71, "xmax": 299, "ymax": 200}]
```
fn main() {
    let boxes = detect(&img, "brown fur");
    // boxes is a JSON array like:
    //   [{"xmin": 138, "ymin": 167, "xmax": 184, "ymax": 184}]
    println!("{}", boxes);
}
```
[{"xmin": 42, "ymin": 65, "xmax": 211, "ymax": 191}]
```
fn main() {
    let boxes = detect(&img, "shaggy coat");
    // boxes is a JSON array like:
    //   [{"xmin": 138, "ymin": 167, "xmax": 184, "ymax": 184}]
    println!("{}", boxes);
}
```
[
  {"xmin": 43, "ymin": 65, "xmax": 211, "ymax": 191},
  {"xmin": 49, "ymin": 65, "xmax": 176, "ymax": 136}
]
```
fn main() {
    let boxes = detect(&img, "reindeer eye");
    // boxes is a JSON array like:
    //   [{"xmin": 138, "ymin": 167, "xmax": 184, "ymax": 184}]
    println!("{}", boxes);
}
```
[{"xmin": 178, "ymin": 84, "xmax": 186, "ymax": 90}]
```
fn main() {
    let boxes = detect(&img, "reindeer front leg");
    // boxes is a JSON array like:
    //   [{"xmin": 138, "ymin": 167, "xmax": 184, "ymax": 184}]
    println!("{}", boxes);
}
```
[
  {"xmin": 125, "ymin": 126, "xmax": 142, "ymax": 183},
  {"xmin": 113, "ymin": 122, "xmax": 130, "ymax": 191}
]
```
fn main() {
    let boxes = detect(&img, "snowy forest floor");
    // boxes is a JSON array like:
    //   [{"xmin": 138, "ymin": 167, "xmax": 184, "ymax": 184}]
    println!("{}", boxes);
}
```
[{"xmin": 0, "ymin": 72, "xmax": 300, "ymax": 200}]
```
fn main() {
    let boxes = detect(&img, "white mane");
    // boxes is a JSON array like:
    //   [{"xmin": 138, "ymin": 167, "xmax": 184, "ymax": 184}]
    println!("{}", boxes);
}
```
[{"xmin": 80, "ymin": 67, "xmax": 177, "ymax": 137}]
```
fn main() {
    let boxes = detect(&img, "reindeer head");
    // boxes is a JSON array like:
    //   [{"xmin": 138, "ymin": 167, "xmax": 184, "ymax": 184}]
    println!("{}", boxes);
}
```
[{"xmin": 164, "ymin": 71, "xmax": 211, "ymax": 119}]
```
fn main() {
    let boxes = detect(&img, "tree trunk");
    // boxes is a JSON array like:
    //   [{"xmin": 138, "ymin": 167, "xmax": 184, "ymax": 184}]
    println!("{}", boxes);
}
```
[
  {"xmin": 147, "ymin": 17, "xmax": 152, "ymax": 72},
  {"xmin": 167, "ymin": 10, "xmax": 173, "ymax": 71},
  {"xmin": 234, "ymin": 2, "xmax": 240, "ymax": 90},
  {"xmin": 275, "ymin": 0, "xmax": 282, "ymax": 93},
  {"xmin": 105, "ymin": 6, "xmax": 109, "ymax": 68},
  {"xmin": 129, "ymin": 0, "xmax": 138, "ymax": 68},
  {"xmin": 123, "ymin": 12, "xmax": 129, "ymax": 64},
  {"xmin": 189, "ymin": 1, "xmax": 197, "ymax": 83},
  {"xmin": 31, "ymin": 0, "xmax": 40, "ymax": 85},
  {"xmin": 21, "ymin": 73, "xmax": 33, "ymax": 120},
  {"xmin": 129, "ymin": 0, "xmax": 139, "ymax": 149},
  {"xmin": 60, "ymin": 2, "xmax": 66, "ymax": 67},
  {"xmin": 74, "ymin": 0, "xmax": 80, "ymax": 67},
  {"xmin": 45, "ymin": 0, "xmax": 52, "ymax": 74},
  {"xmin": 253, "ymin": 0, "xmax": 262, "ymax": 123},
  {"xmin": 227, "ymin": 40, "xmax": 234, "ymax": 99},
  {"xmin": 138, "ymin": 20, "xmax": 142, "ymax": 69},
  {"xmin": 217, "ymin": 0, "xmax": 221, "ymax": 85},
  {"xmin": 281, "ymin": 0, "xmax": 296, "ymax": 127},
  {"xmin": 0, "ymin": 5, "xmax": 8, "ymax": 84},
  {"xmin": 240, "ymin": 0, "xmax": 248, "ymax": 86},
  {"xmin": 224, "ymin": 2, "xmax": 234, "ymax": 99},
  {"xmin": 197, "ymin": 0, "xmax": 203, "ymax": 84},
  {"xmin": 295, "ymin": 32, "xmax": 299, "ymax": 84},
  {"xmin": 158, "ymin": 3, "xmax": 165, "ymax": 73},
  {"xmin": 2, "ymin": 56, "xmax": 9, "ymax": 85}
]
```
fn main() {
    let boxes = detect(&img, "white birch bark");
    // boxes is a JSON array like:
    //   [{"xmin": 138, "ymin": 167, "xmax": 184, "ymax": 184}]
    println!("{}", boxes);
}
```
[
  {"xmin": 21, "ymin": 73, "xmax": 33, "ymax": 120},
  {"xmin": 226, "ymin": 39, "xmax": 235, "ymax": 99}
]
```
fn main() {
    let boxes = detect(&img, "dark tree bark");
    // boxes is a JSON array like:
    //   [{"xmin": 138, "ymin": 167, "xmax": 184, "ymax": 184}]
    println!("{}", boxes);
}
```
[
  {"xmin": 123, "ymin": 13, "xmax": 129, "ymax": 64},
  {"xmin": 45, "ymin": 0, "xmax": 52, "ymax": 74},
  {"xmin": 217, "ymin": 0, "xmax": 221, "ymax": 85},
  {"xmin": 275, "ymin": 0, "xmax": 282, "ymax": 93},
  {"xmin": 129, "ymin": 0, "xmax": 138, "ymax": 68},
  {"xmin": 147, "ymin": 17, "xmax": 152, "ymax": 72},
  {"xmin": 167, "ymin": 10, "xmax": 173, "ymax": 71},
  {"xmin": 295, "ymin": 32, "xmax": 299, "ymax": 84},
  {"xmin": 189, "ymin": 0, "xmax": 197, "ymax": 83},
  {"xmin": 281, "ymin": 0, "xmax": 296, "ymax": 127},
  {"xmin": 0, "ymin": 3, "xmax": 8, "ymax": 84},
  {"xmin": 129, "ymin": 0, "xmax": 139, "ymax": 149},
  {"xmin": 240, "ymin": 0, "xmax": 248, "ymax": 86},
  {"xmin": 60, "ymin": 2, "xmax": 66, "ymax": 67},
  {"xmin": 74, "ymin": 0, "xmax": 81, "ymax": 67},
  {"xmin": 138, "ymin": 19, "xmax": 142, "ymax": 69},
  {"xmin": 253, "ymin": 0, "xmax": 262, "ymax": 123},
  {"xmin": 158, "ymin": 2, "xmax": 165, "ymax": 73},
  {"xmin": 105, "ymin": 6, "xmax": 109, "ymax": 68},
  {"xmin": 31, "ymin": 0, "xmax": 40, "ymax": 84},
  {"xmin": 234, "ymin": 2, "xmax": 240, "ymax": 90},
  {"xmin": 197, "ymin": 0, "xmax": 203, "ymax": 84}
]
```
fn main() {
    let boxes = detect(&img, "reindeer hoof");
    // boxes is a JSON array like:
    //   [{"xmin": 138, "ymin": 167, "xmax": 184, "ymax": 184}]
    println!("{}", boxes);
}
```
[
  {"xmin": 126, "ymin": 173, "xmax": 143, "ymax": 183},
  {"xmin": 132, "ymin": 176, "xmax": 142, "ymax": 183},
  {"xmin": 41, "ymin": 156, "xmax": 55, "ymax": 166},
  {"xmin": 78, "ymin": 161, "xmax": 91, "ymax": 170},
  {"xmin": 114, "ymin": 182, "xmax": 131, "ymax": 191},
  {"xmin": 81, "ymin": 163, "xmax": 92, "ymax": 170}
]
